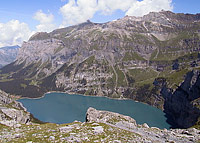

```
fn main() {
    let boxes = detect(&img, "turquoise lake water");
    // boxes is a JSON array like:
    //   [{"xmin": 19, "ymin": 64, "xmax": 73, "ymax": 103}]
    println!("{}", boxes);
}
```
[{"xmin": 18, "ymin": 92, "xmax": 170, "ymax": 129}]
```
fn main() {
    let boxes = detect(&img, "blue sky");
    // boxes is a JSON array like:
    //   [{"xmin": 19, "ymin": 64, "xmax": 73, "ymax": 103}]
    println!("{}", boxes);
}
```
[
  {"xmin": 0, "ymin": 0, "xmax": 199, "ymax": 47},
  {"xmin": 0, "ymin": 0, "xmax": 64, "ymax": 29}
]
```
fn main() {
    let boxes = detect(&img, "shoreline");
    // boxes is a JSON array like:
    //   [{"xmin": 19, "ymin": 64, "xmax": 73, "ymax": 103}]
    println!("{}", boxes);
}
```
[
  {"xmin": 18, "ymin": 90, "xmax": 154, "ymax": 109},
  {"xmin": 16, "ymin": 90, "xmax": 171, "ymax": 129},
  {"xmin": 19, "ymin": 90, "xmax": 132, "ymax": 101}
]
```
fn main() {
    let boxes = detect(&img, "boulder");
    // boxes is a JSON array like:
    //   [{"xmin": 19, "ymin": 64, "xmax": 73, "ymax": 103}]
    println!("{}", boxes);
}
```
[{"xmin": 86, "ymin": 107, "xmax": 136, "ymax": 126}]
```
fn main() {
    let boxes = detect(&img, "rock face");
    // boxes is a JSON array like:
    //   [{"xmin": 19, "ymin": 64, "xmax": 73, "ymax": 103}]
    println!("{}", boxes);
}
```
[
  {"xmin": 1, "ymin": 108, "xmax": 30, "ymax": 124},
  {"xmin": 0, "ymin": 11, "xmax": 200, "ymax": 128},
  {"xmin": 0, "ymin": 46, "xmax": 20, "ymax": 68},
  {"xmin": 86, "ymin": 107, "xmax": 137, "ymax": 125},
  {"xmin": 0, "ymin": 90, "xmax": 30, "ymax": 126},
  {"xmin": 0, "ymin": 90, "xmax": 13, "ymax": 104},
  {"xmin": 161, "ymin": 70, "xmax": 200, "ymax": 128}
]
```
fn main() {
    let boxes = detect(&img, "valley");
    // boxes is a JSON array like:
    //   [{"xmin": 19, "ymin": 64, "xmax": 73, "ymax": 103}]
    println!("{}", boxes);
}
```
[{"xmin": 0, "ymin": 11, "xmax": 200, "ymax": 129}]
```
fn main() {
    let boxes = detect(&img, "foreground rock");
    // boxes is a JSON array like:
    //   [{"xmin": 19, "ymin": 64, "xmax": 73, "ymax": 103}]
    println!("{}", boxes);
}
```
[
  {"xmin": 86, "ymin": 107, "xmax": 136, "ymax": 125},
  {"xmin": 0, "ymin": 90, "xmax": 30, "ymax": 126},
  {"xmin": 86, "ymin": 107, "xmax": 200, "ymax": 143},
  {"xmin": 1, "ymin": 107, "xmax": 199, "ymax": 143}
]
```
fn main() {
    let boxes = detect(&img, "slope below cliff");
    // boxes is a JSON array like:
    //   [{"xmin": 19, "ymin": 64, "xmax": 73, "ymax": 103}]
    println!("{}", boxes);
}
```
[{"xmin": 160, "ymin": 70, "xmax": 200, "ymax": 128}]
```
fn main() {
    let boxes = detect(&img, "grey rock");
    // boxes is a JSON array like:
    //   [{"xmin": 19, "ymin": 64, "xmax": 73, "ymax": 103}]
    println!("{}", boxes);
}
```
[
  {"xmin": 86, "ymin": 107, "xmax": 136, "ymax": 126},
  {"xmin": 49, "ymin": 136, "xmax": 55, "ymax": 140},
  {"xmin": 115, "ymin": 121, "xmax": 135, "ymax": 129},
  {"xmin": 142, "ymin": 123, "xmax": 149, "ymax": 128},
  {"xmin": 86, "ymin": 107, "xmax": 200, "ymax": 143},
  {"xmin": 14, "ymin": 124, "xmax": 22, "ymax": 128},
  {"xmin": 59, "ymin": 126, "xmax": 74, "ymax": 133},
  {"xmin": 0, "ymin": 90, "xmax": 31, "ymax": 126},
  {"xmin": 14, "ymin": 134, "xmax": 21, "ymax": 138},
  {"xmin": 113, "ymin": 140, "xmax": 121, "ymax": 143},
  {"xmin": 161, "ymin": 70, "xmax": 200, "ymax": 128},
  {"xmin": 92, "ymin": 126, "xmax": 104, "ymax": 134},
  {"xmin": 1, "ymin": 108, "xmax": 30, "ymax": 124},
  {"xmin": 92, "ymin": 123, "xmax": 99, "ymax": 126},
  {"xmin": 0, "ymin": 90, "xmax": 13, "ymax": 105}
]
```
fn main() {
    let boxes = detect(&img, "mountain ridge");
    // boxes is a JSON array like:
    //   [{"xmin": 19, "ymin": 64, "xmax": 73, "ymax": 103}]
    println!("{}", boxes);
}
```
[{"xmin": 0, "ymin": 45, "xmax": 20, "ymax": 68}]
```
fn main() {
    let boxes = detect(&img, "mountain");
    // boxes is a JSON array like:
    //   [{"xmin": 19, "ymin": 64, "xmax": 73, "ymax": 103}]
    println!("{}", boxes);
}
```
[
  {"xmin": 0, "ymin": 11, "xmax": 200, "ymax": 128},
  {"xmin": 0, "ymin": 45, "xmax": 20, "ymax": 68}
]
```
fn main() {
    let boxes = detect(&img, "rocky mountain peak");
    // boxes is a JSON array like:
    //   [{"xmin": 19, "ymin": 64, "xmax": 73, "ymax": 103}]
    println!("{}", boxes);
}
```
[
  {"xmin": 161, "ymin": 10, "xmax": 200, "ymax": 22},
  {"xmin": 29, "ymin": 32, "xmax": 51, "ymax": 41}
]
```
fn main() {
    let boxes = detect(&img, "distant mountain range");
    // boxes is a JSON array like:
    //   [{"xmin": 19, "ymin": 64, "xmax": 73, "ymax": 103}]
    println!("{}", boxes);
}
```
[
  {"xmin": 0, "ymin": 11, "xmax": 199, "ymax": 128},
  {"xmin": 0, "ymin": 45, "xmax": 20, "ymax": 68}
]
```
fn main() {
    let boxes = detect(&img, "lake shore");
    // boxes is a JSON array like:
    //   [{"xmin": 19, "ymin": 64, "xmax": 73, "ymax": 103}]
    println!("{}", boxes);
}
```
[
  {"xmin": 19, "ymin": 90, "xmax": 139, "ymax": 102},
  {"xmin": 18, "ymin": 92, "xmax": 170, "ymax": 129}
]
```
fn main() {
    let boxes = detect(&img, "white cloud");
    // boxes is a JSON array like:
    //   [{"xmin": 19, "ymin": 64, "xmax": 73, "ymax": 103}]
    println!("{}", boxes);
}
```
[
  {"xmin": 60, "ymin": 0, "xmax": 97, "ymax": 26},
  {"xmin": 0, "ymin": 11, "xmax": 57, "ymax": 47},
  {"xmin": 60, "ymin": 0, "xmax": 173, "ymax": 26},
  {"xmin": 33, "ymin": 10, "xmax": 56, "ymax": 32},
  {"xmin": 60, "ymin": 0, "xmax": 133, "ymax": 26},
  {"xmin": 0, "ymin": 0, "xmax": 173, "ymax": 47},
  {"xmin": 97, "ymin": 0, "xmax": 134, "ymax": 15},
  {"xmin": 0, "ymin": 20, "xmax": 33, "ymax": 47},
  {"xmin": 126, "ymin": 0, "xmax": 173, "ymax": 17}
]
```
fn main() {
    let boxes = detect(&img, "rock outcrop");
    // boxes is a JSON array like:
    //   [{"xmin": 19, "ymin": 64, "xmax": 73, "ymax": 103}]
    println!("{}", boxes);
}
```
[
  {"xmin": 86, "ymin": 107, "xmax": 136, "ymax": 125},
  {"xmin": 85, "ymin": 107, "xmax": 200, "ymax": 143},
  {"xmin": 0, "ymin": 90, "xmax": 13, "ymax": 104},
  {"xmin": 161, "ymin": 70, "xmax": 200, "ymax": 128},
  {"xmin": 0, "ymin": 90, "xmax": 30, "ymax": 126}
]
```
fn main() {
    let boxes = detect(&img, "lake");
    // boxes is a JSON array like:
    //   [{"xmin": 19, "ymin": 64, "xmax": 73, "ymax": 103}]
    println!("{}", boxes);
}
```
[{"xmin": 18, "ymin": 92, "xmax": 170, "ymax": 129}]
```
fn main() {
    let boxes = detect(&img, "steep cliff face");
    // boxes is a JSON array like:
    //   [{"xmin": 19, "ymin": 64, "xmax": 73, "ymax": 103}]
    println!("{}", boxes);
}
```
[
  {"xmin": 0, "ymin": 11, "xmax": 200, "ymax": 128},
  {"xmin": 161, "ymin": 70, "xmax": 200, "ymax": 128}
]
